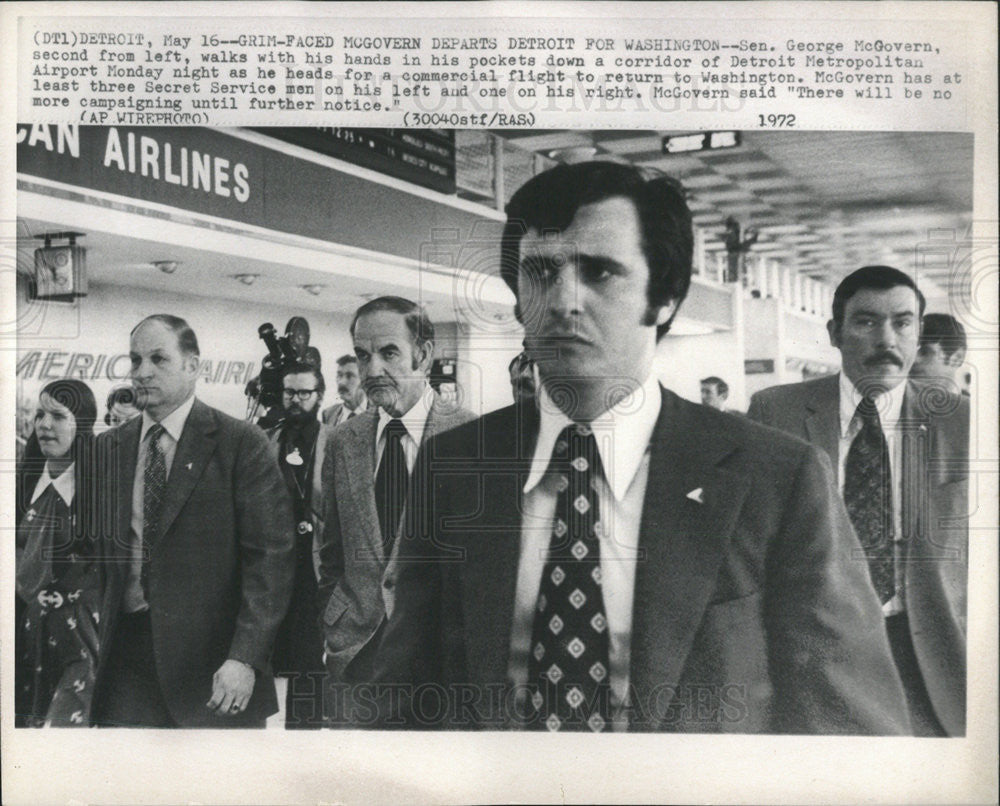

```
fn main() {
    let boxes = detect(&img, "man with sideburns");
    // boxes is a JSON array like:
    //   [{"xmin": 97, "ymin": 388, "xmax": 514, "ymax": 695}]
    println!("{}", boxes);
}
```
[
  {"xmin": 374, "ymin": 161, "xmax": 910, "ymax": 734},
  {"xmin": 749, "ymin": 267, "xmax": 969, "ymax": 736},
  {"xmin": 317, "ymin": 297, "xmax": 474, "ymax": 724}
]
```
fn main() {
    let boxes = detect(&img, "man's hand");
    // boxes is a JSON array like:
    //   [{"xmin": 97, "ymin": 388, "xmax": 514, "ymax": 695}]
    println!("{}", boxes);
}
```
[{"xmin": 207, "ymin": 659, "xmax": 255, "ymax": 716}]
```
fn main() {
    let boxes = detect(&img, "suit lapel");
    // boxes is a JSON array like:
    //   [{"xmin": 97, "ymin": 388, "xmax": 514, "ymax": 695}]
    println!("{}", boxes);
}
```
[
  {"xmin": 155, "ymin": 400, "xmax": 218, "ymax": 542},
  {"xmin": 460, "ymin": 403, "xmax": 538, "ymax": 686},
  {"xmin": 899, "ymin": 383, "xmax": 930, "ymax": 543},
  {"xmin": 113, "ymin": 418, "xmax": 141, "ymax": 559},
  {"xmin": 344, "ymin": 413, "xmax": 382, "ymax": 561},
  {"xmin": 629, "ymin": 389, "xmax": 750, "ymax": 729},
  {"xmin": 804, "ymin": 375, "xmax": 840, "ymax": 470}
]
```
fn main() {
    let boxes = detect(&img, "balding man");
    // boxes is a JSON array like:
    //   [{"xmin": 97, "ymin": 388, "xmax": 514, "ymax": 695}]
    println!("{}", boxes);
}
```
[{"xmin": 91, "ymin": 314, "xmax": 295, "ymax": 728}]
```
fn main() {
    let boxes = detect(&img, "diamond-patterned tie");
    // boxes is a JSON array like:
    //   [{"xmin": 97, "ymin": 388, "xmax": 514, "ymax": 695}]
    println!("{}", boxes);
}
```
[
  {"xmin": 843, "ymin": 398, "xmax": 895, "ymax": 603},
  {"xmin": 527, "ymin": 424, "xmax": 612, "ymax": 732},
  {"xmin": 141, "ymin": 423, "xmax": 168, "ymax": 598},
  {"xmin": 374, "ymin": 418, "xmax": 409, "ymax": 555}
]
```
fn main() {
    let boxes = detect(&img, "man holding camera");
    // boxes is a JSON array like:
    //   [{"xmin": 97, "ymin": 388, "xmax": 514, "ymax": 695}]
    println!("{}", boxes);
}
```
[{"xmin": 264, "ymin": 361, "xmax": 328, "ymax": 728}]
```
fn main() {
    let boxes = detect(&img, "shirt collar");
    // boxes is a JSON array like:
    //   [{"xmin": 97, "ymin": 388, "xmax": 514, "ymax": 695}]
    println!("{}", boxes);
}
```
[
  {"xmin": 838, "ymin": 372, "xmax": 906, "ymax": 437},
  {"xmin": 141, "ymin": 394, "xmax": 196, "ymax": 444},
  {"xmin": 376, "ymin": 383, "xmax": 433, "ymax": 447},
  {"xmin": 345, "ymin": 390, "xmax": 368, "ymax": 414},
  {"xmin": 31, "ymin": 461, "xmax": 75, "ymax": 506},
  {"xmin": 524, "ymin": 372, "xmax": 662, "ymax": 501}
]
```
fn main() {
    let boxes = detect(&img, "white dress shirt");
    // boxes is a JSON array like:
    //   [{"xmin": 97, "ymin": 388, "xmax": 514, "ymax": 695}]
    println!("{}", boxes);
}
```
[
  {"xmin": 508, "ymin": 372, "xmax": 662, "ymax": 730},
  {"xmin": 334, "ymin": 392, "xmax": 368, "ymax": 426},
  {"xmin": 123, "ymin": 395, "xmax": 196, "ymax": 613},
  {"xmin": 836, "ymin": 372, "xmax": 906, "ymax": 616},
  {"xmin": 373, "ymin": 384, "xmax": 434, "ymax": 478}
]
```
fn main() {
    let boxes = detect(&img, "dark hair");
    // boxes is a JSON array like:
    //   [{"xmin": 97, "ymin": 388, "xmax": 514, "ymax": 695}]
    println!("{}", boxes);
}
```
[
  {"xmin": 700, "ymin": 376, "xmax": 729, "ymax": 397},
  {"xmin": 17, "ymin": 379, "xmax": 99, "ymax": 539},
  {"xmin": 920, "ymin": 313, "xmax": 967, "ymax": 357},
  {"xmin": 105, "ymin": 384, "xmax": 137, "ymax": 411},
  {"xmin": 350, "ymin": 296, "xmax": 435, "ymax": 350},
  {"xmin": 336, "ymin": 353, "xmax": 359, "ymax": 367},
  {"xmin": 104, "ymin": 384, "xmax": 138, "ymax": 426},
  {"xmin": 41, "ymin": 379, "xmax": 98, "ymax": 436},
  {"xmin": 281, "ymin": 360, "xmax": 325, "ymax": 395},
  {"xmin": 831, "ymin": 266, "xmax": 926, "ymax": 326},
  {"xmin": 131, "ymin": 314, "xmax": 200, "ymax": 357},
  {"xmin": 500, "ymin": 161, "xmax": 693, "ymax": 340}
]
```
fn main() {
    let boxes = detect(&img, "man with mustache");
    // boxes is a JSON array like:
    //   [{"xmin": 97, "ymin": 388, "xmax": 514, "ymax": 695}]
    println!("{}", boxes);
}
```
[
  {"xmin": 263, "ymin": 361, "xmax": 328, "ymax": 728},
  {"xmin": 748, "ymin": 266, "xmax": 969, "ymax": 736},
  {"xmin": 321, "ymin": 354, "xmax": 370, "ymax": 426},
  {"xmin": 374, "ymin": 163, "xmax": 909, "ymax": 734},
  {"xmin": 316, "ymin": 296, "xmax": 474, "ymax": 724}
]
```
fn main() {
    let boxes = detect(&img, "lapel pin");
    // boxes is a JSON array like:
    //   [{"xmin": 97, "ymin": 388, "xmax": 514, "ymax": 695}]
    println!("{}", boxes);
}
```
[
  {"xmin": 185, "ymin": 462, "xmax": 193, "ymax": 470},
  {"xmin": 686, "ymin": 487, "xmax": 704, "ymax": 504}
]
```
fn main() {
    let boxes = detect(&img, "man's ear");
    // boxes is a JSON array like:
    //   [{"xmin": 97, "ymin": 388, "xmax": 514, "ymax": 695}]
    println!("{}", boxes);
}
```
[
  {"xmin": 653, "ymin": 300, "xmax": 678, "ymax": 327},
  {"xmin": 184, "ymin": 353, "xmax": 201, "ymax": 376},
  {"xmin": 827, "ymin": 319, "xmax": 841, "ymax": 348},
  {"xmin": 416, "ymin": 340, "xmax": 435, "ymax": 374}
]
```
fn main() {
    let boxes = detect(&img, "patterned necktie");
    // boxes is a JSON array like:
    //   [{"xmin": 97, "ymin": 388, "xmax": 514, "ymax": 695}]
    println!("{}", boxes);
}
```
[
  {"xmin": 527, "ymin": 424, "xmax": 612, "ymax": 732},
  {"xmin": 374, "ymin": 418, "xmax": 409, "ymax": 555},
  {"xmin": 141, "ymin": 423, "xmax": 168, "ymax": 598},
  {"xmin": 843, "ymin": 398, "xmax": 895, "ymax": 603}
]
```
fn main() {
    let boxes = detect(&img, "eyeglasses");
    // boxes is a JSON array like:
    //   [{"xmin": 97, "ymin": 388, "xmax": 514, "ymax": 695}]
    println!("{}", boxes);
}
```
[{"xmin": 282, "ymin": 389, "xmax": 319, "ymax": 401}]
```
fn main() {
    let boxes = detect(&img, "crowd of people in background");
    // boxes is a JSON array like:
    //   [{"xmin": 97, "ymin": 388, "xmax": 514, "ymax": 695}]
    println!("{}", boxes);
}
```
[{"xmin": 13, "ymin": 161, "xmax": 970, "ymax": 735}]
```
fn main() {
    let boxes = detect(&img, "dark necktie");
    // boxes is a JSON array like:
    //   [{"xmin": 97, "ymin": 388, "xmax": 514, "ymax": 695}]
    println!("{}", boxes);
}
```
[
  {"xmin": 527, "ymin": 424, "xmax": 612, "ymax": 732},
  {"xmin": 141, "ymin": 423, "xmax": 168, "ymax": 597},
  {"xmin": 843, "ymin": 398, "xmax": 895, "ymax": 603},
  {"xmin": 374, "ymin": 418, "xmax": 409, "ymax": 555}
]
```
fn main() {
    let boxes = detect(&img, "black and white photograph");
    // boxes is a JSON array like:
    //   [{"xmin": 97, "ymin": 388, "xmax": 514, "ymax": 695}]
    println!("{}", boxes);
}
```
[{"xmin": 2, "ymin": 3, "xmax": 997, "ymax": 805}]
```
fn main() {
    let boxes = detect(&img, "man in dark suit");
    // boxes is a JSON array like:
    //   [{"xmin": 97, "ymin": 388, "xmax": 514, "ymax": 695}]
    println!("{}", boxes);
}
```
[
  {"xmin": 374, "ymin": 162, "xmax": 910, "ymax": 734},
  {"xmin": 318, "ymin": 297, "xmax": 475, "ymax": 725},
  {"xmin": 321, "ymin": 354, "xmax": 370, "ymax": 426},
  {"xmin": 748, "ymin": 267, "xmax": 969, "ymax": 736},
  {"xmin": 91, "ymin": 314, "xmax": 295, "ymax": 727}
]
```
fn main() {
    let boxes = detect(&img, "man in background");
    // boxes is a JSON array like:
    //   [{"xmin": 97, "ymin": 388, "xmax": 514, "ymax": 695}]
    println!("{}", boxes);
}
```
[
  {"xmin": 317, "ymin": 296, "xmax": 475, "ymax": 725},
  {"xmin": 322, "ymin": 354, "xmax": 369, "ymax": 426},
  {"xmin": 748, "ymin": 266, "xmax": 969, "ymax": 736},
  {"xmin": 264, "ymin": 360, "xmax": 328, "ymax": 728},
  {"xmin": 910, "ymin": 312, "xmax": 968, "ymax": 395},
  {"xmin": 699, "ymin": 376, "xmax": 730, "ymax": 411},
  {"xmin": 509, "ymin": 351, "xmax": 537, "ymax": 404}
]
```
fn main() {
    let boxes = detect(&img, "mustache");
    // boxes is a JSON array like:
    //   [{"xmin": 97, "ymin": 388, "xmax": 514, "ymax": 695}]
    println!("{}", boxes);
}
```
[{"xmin": 864, "ymin": 352, "xmax": 903, "ymax": 368}]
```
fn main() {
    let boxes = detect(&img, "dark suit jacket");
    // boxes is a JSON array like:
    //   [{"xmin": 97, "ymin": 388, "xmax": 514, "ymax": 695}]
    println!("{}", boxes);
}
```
[
  {"xmin": 91, "ymin": 399, "xmax": 296, "ymax": 727},
  {"xmin": 318, "ymin": 401, "xmax": 476, "ymax": 680},
  {"xmin": 374, "ymin": 388, "xmax": 911, "ymax": 734},
  {"xmin": 747, "ymin": 374, "xmax": 969, "ymax": 735}
]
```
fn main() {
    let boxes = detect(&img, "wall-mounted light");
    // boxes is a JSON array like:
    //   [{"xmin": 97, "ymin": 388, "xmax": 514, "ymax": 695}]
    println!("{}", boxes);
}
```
[
  {"xmin": 233, "ymin": 273, "xmax": 260, "ymax": 286},
  {"xmin": 153, "ymin": 261, "xmax": 179, "ymax": 274},
  {"xmin": 301, "ymin": 284, "xmax": 325, "ymax": 296},
  {"xmin": 547, "ymin": 146, "xmax": 599, "ymax": 163}
]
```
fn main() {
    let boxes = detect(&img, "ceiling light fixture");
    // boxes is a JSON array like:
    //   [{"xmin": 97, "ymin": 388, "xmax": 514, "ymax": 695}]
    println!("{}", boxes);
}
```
[
  {"xmin": 153, "ymin": 261, "xmax": 179, "ymax": 274},
  {"xmin": 301, "ymin": 284, "xmax": 325, "ymax": 296},
  {"xmin": 233, "ymin": 273, "xmax": 260, "ymax": 286}
]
